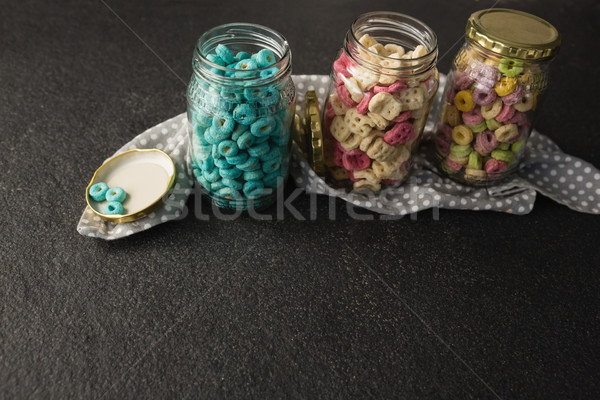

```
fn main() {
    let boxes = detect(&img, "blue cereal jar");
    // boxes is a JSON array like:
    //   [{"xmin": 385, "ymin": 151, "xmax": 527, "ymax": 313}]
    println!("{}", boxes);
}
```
[{"xmin": 187, "ymin": 23, "xmax": 295, "ymax": 210}]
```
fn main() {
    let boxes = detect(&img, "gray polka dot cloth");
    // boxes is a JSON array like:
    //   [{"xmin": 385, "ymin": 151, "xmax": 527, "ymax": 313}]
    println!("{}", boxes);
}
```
[{"xmin": 77, "ymin": 74, "xmax": 600, "ymax": 240}]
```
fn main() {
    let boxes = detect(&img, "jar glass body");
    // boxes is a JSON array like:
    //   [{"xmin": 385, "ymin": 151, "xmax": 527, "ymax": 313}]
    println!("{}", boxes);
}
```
[
  {"xmin": 187, "ymin": 23, "xmax": 295, "ymax": 210},
  {"xmin": 322, "ymin": 12, "xmax": 438, "ymax": 193},
  {"xmin": 434, "ymin": 41, "xmax": 551, "ymax": 185}
]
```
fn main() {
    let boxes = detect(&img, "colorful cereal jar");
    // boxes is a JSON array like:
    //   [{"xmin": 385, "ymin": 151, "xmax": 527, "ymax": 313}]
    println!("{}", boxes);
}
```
[
  {"xmin": 187, "ymin": 23, "xmax": 295, "ymax": 209},
  {"xmin": 322, "ymin": 12, "xmax": 438, "ymax": 192},
  {"xmin": 434, "ymin": 9, "xmax": 561, "ymax": 185}
]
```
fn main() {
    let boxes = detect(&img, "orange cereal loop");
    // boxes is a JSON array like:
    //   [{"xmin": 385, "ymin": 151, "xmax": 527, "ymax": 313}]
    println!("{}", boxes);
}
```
[
  {"xmin": 451, "ymin": 125, "xmax": 474, "ymax": 145},
  {"xmin": 494, "ymin": 77, "xmax": 517, "ymax": 97},
  {"xmin": 454, "ymin": 90, "xmax": 475, "ymax": 112}
]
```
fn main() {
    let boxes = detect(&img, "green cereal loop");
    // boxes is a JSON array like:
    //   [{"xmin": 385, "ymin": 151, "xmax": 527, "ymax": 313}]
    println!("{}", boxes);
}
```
[
  {"xmin": 261, "ymin": 158, "xmax": 280, "ymax": 174},
  {"xmin": 235, "ymin": 51, "xmax": 251, "ymax": 62},
  {"xmin": 237, "ymin": 130, "xmax": 255, "ymax": 150},
  {"xmin": 244, "ymin": 170, "xmax": 264, "ymax": 181},
  {"xmin": 467, "ymin": 121, "xmax": 487, "ymax": 133},
  {"xmin": 217, "ymin": 140, "xmax": 239, "ymax": 157},
  {"xmin": 203, "ymin": 167, "xmax": 221, "ymax": 183},
  {"xmin": 253, "ymin": 49, "xmax": 276, "ymax": 67},
  {"xmin": 485, "ymin": 118, "xmax": 502, "ymax": 131},
  {"xmin": 498, "ymin": 142, "xmax": 510, "ymax": 151},
  {"xmin": 498, "ymin": 58, "xmax": 523, "ymax": 78},
  {"xmin": 233, "ymin": 103, "xmax": 257, "ymax": 126},
  {"xmin": 226, "ymin": 152, "xmax": 249, "ymax": 165},
  {"xmin": 215, "ymin": 44, "xmax": 236, "ymax": 64},
  {"xmin": 214, "ymin": 157, "xmax": 230, "ymax": 169},
  {"xmin": 491, "ymin": 149, "xmax": 514, "ymax": 164},
  {"xmin": 251, "ymin": 117, "xmax": 276, "ymax": 137},
  {"xmin": 467, "ymin": 151, "xmax": 483, "ymax": 170},
  {"xmin": 210, "ymin": 180, "xmax": 226, "ymax": 191},
  {"xmin": 450, "ymin": 143, "xmax": 472, "ymax": 158},
  {"xmin": 243, "ymin": 180, "xmax": 265, "ymax": 198},
  {"xmin": 248, "ymin": 142, "xmax": 270, "ymax": 158},
  {"xmin": 216, "ymin": 187, "xmax": 241, "ymax": 200},
  {"xmin": 511, "ymin": 138, "xmax": 526, "ymax": 154},
  {"xmin": 218, "ymin": 165, "xmax": 243, "ymax": 180},
  {"xmin": 89, "ymin": 182, "xmax": 109, "ymax": 202},
  {"xmin": 221, "ymin": 178, "xmax": 243, "ymax": 190},
  {"xmin": 237, "ymin": 156, "xmax": 260, "ymax": 171},
  {"xmin": 104, "ymin": 201, "xmax": 124, "ymax": 215}
]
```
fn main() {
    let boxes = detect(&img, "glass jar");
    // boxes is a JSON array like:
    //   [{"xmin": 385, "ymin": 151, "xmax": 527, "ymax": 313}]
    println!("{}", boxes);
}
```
[
  {"xmin": 187, "ymin": 23, "xmax": 295, "ymax": 210},
  {"xmin": 321, "ymin": 12, "xmax": 438, "ymax": 193},
  {"xmin": 433, "ymin": 9, "xmax": 561, "ymax": 185}
]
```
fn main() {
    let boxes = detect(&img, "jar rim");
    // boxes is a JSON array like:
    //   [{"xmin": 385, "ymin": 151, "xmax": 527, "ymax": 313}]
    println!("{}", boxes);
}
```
[
  {"xmin": 346, "ymin": 11, "xmax": 438, "ymax": 75},
  {"xmin": 193, "ymin": 23, "xmax": 292, "ymax": 86}
]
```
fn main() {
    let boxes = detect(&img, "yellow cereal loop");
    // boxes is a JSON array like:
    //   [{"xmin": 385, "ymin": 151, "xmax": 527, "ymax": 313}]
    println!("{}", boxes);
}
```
[
  {"xmin": 454, "ymin": 90, "xmax": 475, "ymax": 112},
  {"xmin": 443, "ymin": 104, "xmax": 461, "ymax": 127},
  {"xmin": 481, "ymin": 98, "xmax": 503, "ymax": 119},
  {"xmin": 452, "ymin": 125, "xmax": 474, "ymax": 145},
  {"xmin": 514, "ymin": 93, "xmax": 535, "ymax": 112},
  {"xmin": 494, "ymin": 77, "xmax": 517, "ymax": 97}
]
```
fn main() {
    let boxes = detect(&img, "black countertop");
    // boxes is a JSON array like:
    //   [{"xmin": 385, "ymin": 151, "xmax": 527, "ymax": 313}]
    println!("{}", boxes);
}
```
[{"xmin": 2, "ymin": 0, "xmax": 599, "ymax": 398}]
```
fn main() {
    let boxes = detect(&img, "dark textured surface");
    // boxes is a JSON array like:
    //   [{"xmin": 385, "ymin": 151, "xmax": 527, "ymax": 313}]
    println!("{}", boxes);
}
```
[{"xmin": 1, "ymin": 0, "xmax": 599, "ymax": 398}]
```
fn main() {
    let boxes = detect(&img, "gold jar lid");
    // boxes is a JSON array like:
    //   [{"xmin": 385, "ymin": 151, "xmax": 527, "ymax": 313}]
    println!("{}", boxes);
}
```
[
  {"xmin": 304, "ymin": 90, "xmax": 325, "ymax": 175},
  {"xmin": 466, "ymin": 8, "xmax": 561, "ymax": 60}
]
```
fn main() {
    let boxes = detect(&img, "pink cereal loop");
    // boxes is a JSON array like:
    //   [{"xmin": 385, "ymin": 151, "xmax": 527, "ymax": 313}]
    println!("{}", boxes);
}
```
[
  {"xmin": 325, "ymin": 101, "xmax": 336, "ymax": 120},
  {"xmin": 342, "ymin": 148, "xmax": 371, "ymax": 171},
  {"xmin": 495, "ymin": 103, "xmax": 516, "ymax": 123},
  {"xmin": 348, "ymin": 170, "xmax": 360, "ymax": 182},
  {"xmin": 476, "ymin": 130, "xmax": 498, "ymax": 154},
  {"xmin": 373, "ymin": 80, "xmax": 407, "ymax": 94},
  {"xmin": 356, "ymin": 91, "xmax": 375, "ymax": 114},
  {"xmin": 384, "ymin": 121, "xmax": 414, "ymax": 145},
  {"xmin": 333, "ymin": 142, "xmax": 345, "ymax": 167},
  {"xmin": 335, "ymin": 80, "xmax": 357, "ymax": 108},
  {"xmin": 391, "ymin": 110, "xmax": 413, "ymax": 123},
  {"xmin": 445, "ymin": 158, "xmax": 463, "ymax": 172},
  {"xmin": 484, "ymin": 159, "xmax": 507, "ymax": 174},
  {"xmin": 461, "ymin": 107, "xmax": 483, "ymax": 125}
]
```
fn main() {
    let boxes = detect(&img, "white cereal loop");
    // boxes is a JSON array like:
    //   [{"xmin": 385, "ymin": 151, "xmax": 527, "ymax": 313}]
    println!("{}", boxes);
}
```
[
  {"xmin": 329, "ymin": 93, "xmax": 349, "ymax": 115},
  {"xmin": 358, "ymin": 33, "xmax": 378, "ymax": 48},
  {"xmin": 359, "ymin": 130, "xmax": 384, "ymax": 152},
  {"xmin": 368, "ymin": 92, "xmax": 402, "ymax": 120},
  {"xmin": 343, "ymin": 76, "xmax": 364, "ymax": 103},
  {"xmin": 330, "ymin": 116, "xmax": 351, "ymax": 142},
  {"xmin": 412, "ymin": 45, "xmax": 427, "ymax": 58},
  {"xmin": 367, "ymin": 112, "xmax": 389, "ymax": 130},
  {"xmin": 344, "ymin": 108, "xmax": 373, "ymax": 137},
  {"xmin": 394, "ymin": 86, "xmax": 424, "ymax": 111},
  {"xmin": 353, "ymin": 179, "xmax": 381, "ymax": 192},
  {"xmin": 383, "ymin": 44, "xmax": 405, "ymax": 57},
  {"xmin": 340, "ymin": 132, "xmax": 362, "ymax": 151},
  {"xmin": 351, "ymin": 68, "xmax": 380, "ymax": 91}
]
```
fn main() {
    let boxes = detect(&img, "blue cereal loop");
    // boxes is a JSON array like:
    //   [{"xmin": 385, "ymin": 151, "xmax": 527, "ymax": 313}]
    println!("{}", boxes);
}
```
[
  {"xmin": 216, "ymin": 187, "xmax": 241, "ymax": 200},
  {"xmin": 243, "ymin": 87, "xmax": 263, "ymax": 101},
  {"xmin": 250, "ymin": 117, "xmax": 276, "ymax": 137},
  {"xmin": 210, "ymin": 180, "xmax": 226, "ymax": 191},
  {"xmin": 263, "ymin": 171, "xmax": 281, "ymax": 188},
  {"xmin": 226, "ymin": 152, "xmax": 249, "ymax": 165},
  {"xmin": 219, "ymin": 165, "xmax": 243, "ymax": 179},
  {"xmin": 206, "ymin": 53, "xmax": 226, "ymax": 66},
  {"xmin": 194, "ymin": 111, "xmax": 213, "ymax": 128},
  {"xmin": 89, "ymin": 182, "xmax": 109, "ymax": 202},
  {"xmin": 220, "ymin": 87, "xmax": 244, "ymax": 103},
  {"xmin": 105, "ymin": 187, "xmax": 127, "ymax": 203},
  {"xmin": 254, "ymin": 49, "xmax": 276, "ymax": 67},
  {"xmin": 215, "ymin": 44, "xmax": 236, "ymax": 64},
  {"xmin": 244, "ymin": 170, "xmax": 264, "ymax": 181},
  {"xmin": 259, "ymin": 67, "xmax": 279, "ymax": 79},
  {"xmin": 237, "ymin": 130, "xmax": 255, "ymax": 150},
  {"xmin": 196, "ymin": 174, "xmax": 211, "ymax": 190},
  {"xmin": 248, "ymin": 142, "xmax": 270, "ymax": 158},
  {"xmin": 231, "ymin": 124, "xmax": 248, "ymax": 141},
  {"xmin": 217, "ymin": 140, "xmax": 239, "ymax": 157},
  {"xmin": 237, "ymin": 156, "xmax": 260, "ymax": 171},
  {"xmin": 214, "ymin": 157, "xmax": 230, "ymax": 169},
  {"xmin": 253, "ymin": 134, "xmax": 270, "ymax": 144},
  {"xmin": 259, "ymin": 146, "xmax": 281, "ymax": 162},
  {"xmin": 243, "ymin": 180, "xmax": 265, "ymax": 198},
  {"xmin": 210, "ymin": 114, "xmax": 235, "ymax": 140},
  {"xmin": 262, "ymin": 158, "xmax": 280, "ymax": 174},
  {"xmin": 221, "ymin": 178, "xmax": 243, "ymax": 190},
  {"xmin": 203, "ymin": 167, "xmax": 221, "ymax": 182},
  {"xmin": 199, "ymin": 155, "xmax": 214, "ymax": 171},
  {"xmin": 203, "ymin": 128, "xmax": 218, "ymax": 145},
  {"xmin": 104, "ymin": 201, "xmax": 124, "ymax": 215},
  {"xmin": 235, "ymin": 51, "xmax": 251, "ymax": 62},
  {"xmin": 233, "ymin": 103, "xmax": 257, "ymax": 126},
  {"xmin": 259, "ymin": 86, "xmax": 280, "ymax": 106}
]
